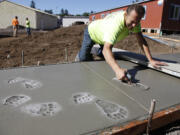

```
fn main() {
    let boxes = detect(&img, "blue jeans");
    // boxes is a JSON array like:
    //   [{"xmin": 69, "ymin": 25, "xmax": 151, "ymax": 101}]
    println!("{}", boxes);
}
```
[
  {"xmin": 26, "ymin": 28, "xmax": 31, "ymax": 36},
  {"xmin": 78, "ymin": 27, "xmax": 104, "ymax": 61}
]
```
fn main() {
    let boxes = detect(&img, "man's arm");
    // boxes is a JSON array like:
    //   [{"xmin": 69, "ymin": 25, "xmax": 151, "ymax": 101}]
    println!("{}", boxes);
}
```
[
  {"xmin": 102, "ymin": 42, "xmax": 129, "ymax": 81},
  {"xmin": 136, "ymin": 32, "xmax": 168, "ymax": 68}
]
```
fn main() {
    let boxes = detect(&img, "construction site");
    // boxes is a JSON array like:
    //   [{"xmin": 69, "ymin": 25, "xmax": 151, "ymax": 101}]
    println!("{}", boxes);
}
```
[{"xmin": 0, "ymin": 0, "xmax": 180, "ymax": 135}]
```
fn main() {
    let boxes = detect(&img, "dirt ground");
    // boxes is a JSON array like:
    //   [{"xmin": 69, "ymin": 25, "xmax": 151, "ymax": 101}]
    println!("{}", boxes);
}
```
[{"xmin": 0, "ymin": 25, "xmax": 180, "ymax": 69}]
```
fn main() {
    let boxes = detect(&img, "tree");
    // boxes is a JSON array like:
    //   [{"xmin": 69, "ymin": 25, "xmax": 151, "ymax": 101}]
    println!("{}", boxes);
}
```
[
  {"xmin": 64, "ymin": 9, "xmax": 69, "ymax": 16},
  {"xmin": 82, "ymin": 12, "xmax": 89, "ymax": 17},
  {"xmin": 30, "ymin": 0, "xmax": 36, "ymax": 8},
  {"xmin": 44, "ymin": 9, "xmax": 53, "ymax": 14},
  {"xmin": 60, "ymin": 8, "xmax": 65, "ymax": 16},
  {"xmin": 60, "ymin": 8, "xmax": 69, "ymax": 16},
  {"xmin": 90, "ymin": 11, "xmax": 94, "ymax": 14}
]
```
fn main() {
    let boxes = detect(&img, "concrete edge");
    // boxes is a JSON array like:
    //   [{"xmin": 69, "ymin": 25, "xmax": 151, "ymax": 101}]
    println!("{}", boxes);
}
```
[
  {"xmin": 116, "ymin": 54, "xmax": 180, "ymax": 78},
  {"xmin": 99, "ymin": 104, "xmax": 180, "ymax": 135}
]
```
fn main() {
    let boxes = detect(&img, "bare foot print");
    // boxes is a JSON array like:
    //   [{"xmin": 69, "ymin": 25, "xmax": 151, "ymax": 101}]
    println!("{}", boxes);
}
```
[
  {"xmin": 2, "ymin": 95, "xmax": 31, "ymax": 107},
  {"xmin": 21, "ymin": 102, "xmax": 61, "ymax": 117},
  {"xmin": 95, "ymin": 99, "xmax": 128, "ymax": 121},
  {"xmin": 72, "ymin": 92, "xmax": 96, "ymax": 104}
]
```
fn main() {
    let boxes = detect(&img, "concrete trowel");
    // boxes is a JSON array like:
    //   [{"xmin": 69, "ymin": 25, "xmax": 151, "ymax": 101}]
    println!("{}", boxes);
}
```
[{"xmin": 113, "ymin": 72, "xmax": 150, "ymax": 91}]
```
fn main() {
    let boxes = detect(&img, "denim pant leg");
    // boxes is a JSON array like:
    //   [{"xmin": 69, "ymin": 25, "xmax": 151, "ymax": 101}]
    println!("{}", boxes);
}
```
[
  {"xmin": 79, "ymin": 27, "xmax": 94, "ymax": 61},
  {"xmin": 97, "ymin": 45, "xmax": 104, "ymax": 58},
  {"xmin": 26, "ymin": 28, "xmax": 31, "ymax": 35}
]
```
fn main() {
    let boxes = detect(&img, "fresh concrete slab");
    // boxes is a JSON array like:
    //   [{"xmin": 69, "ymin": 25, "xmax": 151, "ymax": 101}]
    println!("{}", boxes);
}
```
[
  {"xmin": 84, "ymin": 61, "xmax": 180, "ymax": 112},
  {"xmin": 0, "ymin": 60, "xmax": 179, "ymax": 135},
  {"xmin": 0, "ymin": 63, "xmax": 147, "ymax": 135},
  {"xmin": 154, "ymin": 53, "xmax": 180, "ymax": 63}
]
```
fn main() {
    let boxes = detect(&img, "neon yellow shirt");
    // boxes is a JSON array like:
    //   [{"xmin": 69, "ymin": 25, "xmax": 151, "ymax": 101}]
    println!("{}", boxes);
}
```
[
  {"xmin": 26, "ymin": 20, "xmax": 30, "ymax": 28},
  {"xmin": 88, "ymin": 11, "xmax": 141, "ymax": 45}
]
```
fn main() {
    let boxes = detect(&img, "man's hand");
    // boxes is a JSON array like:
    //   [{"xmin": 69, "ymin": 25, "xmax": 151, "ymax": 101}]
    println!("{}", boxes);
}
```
[
  {"xmin": 115, "ymin": 68, "xmax": 131, "ymax": 83},
  {"xmin": 102, "ymin": 42, "xmax": 130, "ymax": 83},
  {"xmin": 115, "ymin": 68, "xmax": 126, "ymax": 80},
  {"xmin": 150, "ymin": 59, "xmax": 168, "ymax": 69}
]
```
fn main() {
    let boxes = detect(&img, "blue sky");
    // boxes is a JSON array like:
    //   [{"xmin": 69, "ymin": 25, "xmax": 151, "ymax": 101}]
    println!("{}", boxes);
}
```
[{"xmin": 9, "ymin": 0, "xmax": 133, "ymax": 15}]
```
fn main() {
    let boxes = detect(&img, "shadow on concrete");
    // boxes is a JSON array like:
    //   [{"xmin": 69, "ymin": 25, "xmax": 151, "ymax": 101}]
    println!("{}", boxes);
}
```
[
  {"xmin": 114, "ymin": 51, "xmax": 178, "ymax": 64},
  {"xmin": 127, "ymin": 65, "xmax": 148, "ymax": 83}
]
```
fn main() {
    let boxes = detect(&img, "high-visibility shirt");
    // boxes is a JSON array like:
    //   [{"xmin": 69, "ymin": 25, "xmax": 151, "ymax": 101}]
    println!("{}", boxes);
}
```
[
  {"xmin": 12, "ymin": 19, "xmax": 19, "ymax": 26},
  {"xmin": 88, "ymin": 11, "xmax": 141, "ymax": 45},
  {"xmin": 26, "ymin": 20, "xmax": 30, "ymax": 28}
]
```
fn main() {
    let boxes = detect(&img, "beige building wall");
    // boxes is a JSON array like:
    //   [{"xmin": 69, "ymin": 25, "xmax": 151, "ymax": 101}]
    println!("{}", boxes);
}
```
[
  {"xmin": 0, "ymin": 1, "xmax": 58, "ymax": 30},
  {"xmin": 0, "ymin": 1, "xmax": 37, "ymax": 29},
  {"xmin": 36, "ymin": 12, "xmax": 58, "ymax": 30}
]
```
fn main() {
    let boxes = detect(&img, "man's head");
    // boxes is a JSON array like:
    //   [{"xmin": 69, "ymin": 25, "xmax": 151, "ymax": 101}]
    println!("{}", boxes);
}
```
[
  {"xmin": 15, "ymin": 16, "xmax": 18, "ymax": 19},
  {"xmin": 26, "ymin": 17, "xmax": 28, "ymax": 20},
  {"xmin": 124, "ymin": 4, "xmax": 145, "ymax": 30}
]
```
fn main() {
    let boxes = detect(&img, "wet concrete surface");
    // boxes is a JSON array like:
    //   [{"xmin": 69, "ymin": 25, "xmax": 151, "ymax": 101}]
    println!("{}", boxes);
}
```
[
  {"xmin": 85, "ymin": 61, "xmax": 180, "ymax": 111},
  {"xmin": 0, "ymin": 62, "xmax": 147, "ymax": 135},
  {"xmin": 0, "ymin": 61, "xmax": 179, "ymax": 135},
  {"xmin": 154, "ymin": 53, "xmax": 180, "ymax": 63}
]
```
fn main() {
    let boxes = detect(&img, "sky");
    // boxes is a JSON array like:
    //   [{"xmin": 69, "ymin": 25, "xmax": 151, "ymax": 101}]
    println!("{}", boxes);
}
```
[{"xmin": 9, "ymin": 0, "xmax": 133, "ymax": 15}]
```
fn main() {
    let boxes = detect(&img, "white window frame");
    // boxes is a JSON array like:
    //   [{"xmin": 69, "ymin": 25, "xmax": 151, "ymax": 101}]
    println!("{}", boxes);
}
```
[
  {"xmin": 101, "ymin": 14, "xmax": 105, "ymax": 18},
  {"xmin": 92, "ymin": 15, "xmax": 95, "ymax": 21},
  {"xmin": 169, "ymin": 4, "xmax": 180, "ymax": 20},
  {"xmin": 142, "ymin": 5, "xmax": 147, "ymax": 20}
]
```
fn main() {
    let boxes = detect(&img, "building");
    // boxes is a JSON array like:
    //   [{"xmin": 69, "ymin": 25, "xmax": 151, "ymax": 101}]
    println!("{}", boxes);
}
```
[
  {"xmin": 0, "ymin": 0, "xmax": 59, "ymax": 30},
  {"xmin": 62, "ymin": 16, "xmax": 89, "ymax": 27},
  {"xmin": 89, "ymin": 0, "xmax": 180, "ymax": 35}
]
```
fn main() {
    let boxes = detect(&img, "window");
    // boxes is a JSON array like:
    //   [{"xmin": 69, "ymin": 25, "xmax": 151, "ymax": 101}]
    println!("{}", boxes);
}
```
[
  {"xmin": 142, "ymin": 5, "xmax": 147, "ymax": 20},
  {"xmin": 92, "ymin": 16, "xmax": 95, "ymax": 21},
  {"xmin": 101, "ymin": 14, "xmax": 105, "ymax": 18},
  {"xmin": 106, "ymin": 13, "xmax": 110, "ymax": 16},
  {"xmin": 169, "ymin": 4, "xmax": 180, "ymax": 20}
]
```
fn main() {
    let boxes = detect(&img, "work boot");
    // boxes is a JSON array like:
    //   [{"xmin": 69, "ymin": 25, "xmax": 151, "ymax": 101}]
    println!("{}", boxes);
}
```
[{"xmin": 75, "ymin": 53, "xmax": 80, "ymax": 62}]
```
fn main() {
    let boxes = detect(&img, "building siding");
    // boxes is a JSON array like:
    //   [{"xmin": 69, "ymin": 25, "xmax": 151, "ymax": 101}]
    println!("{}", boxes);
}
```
[
  {"xmin": 161, "ymin": 0, "xmax": 180, "ymax": 32},
  {"xmin": 140, "ymin": 0, "xmax": 164, "ymax": 29},
  {"xmin": 89, "ymin": 0, "xmax": 164, "ymax": 30},
  {"xmin": 0, "ymin": 1, "xmax": 58, "ymax": 30},
  {"xmin": 36, "ymin": 12, "xmax": 58, "ymax": 30},
  {"xmin": 0, "ymin": 1, "xmax": 36, "ymax": 29}
]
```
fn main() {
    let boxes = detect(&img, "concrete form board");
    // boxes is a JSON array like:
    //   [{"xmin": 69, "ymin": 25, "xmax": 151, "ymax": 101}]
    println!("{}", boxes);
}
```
[
  {"xmin": 92, "ymin": 45, "xmax": 180, "ymax": 78},
  {"xmin": 0, "ymin": 62, "xmax": 147, "ymax": 135}
]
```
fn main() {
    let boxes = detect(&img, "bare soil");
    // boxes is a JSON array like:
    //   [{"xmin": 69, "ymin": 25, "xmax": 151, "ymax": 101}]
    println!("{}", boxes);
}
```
[{"xmin": 0, "ymin": 25, "xmax": 180, "ymax": 69}]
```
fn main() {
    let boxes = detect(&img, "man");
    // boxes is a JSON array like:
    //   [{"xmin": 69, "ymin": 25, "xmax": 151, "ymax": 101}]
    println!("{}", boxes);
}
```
[
  {"xmin": 76, "ymin": 4, "xmax": 167, "ymax": 81},
  {"xmin": 12, "ymin": 16, "xmax": 19, "ymax": 37},
  {"xmin": 26, "ymin": 18, "xmax": 31, "ymax": 36}
]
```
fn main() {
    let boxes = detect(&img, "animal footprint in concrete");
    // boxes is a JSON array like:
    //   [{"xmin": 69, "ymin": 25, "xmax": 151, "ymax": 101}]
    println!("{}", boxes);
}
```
[
  {"xmin": 72, "ymin": 92, "xmax": 96, "ymax": 104},
  {"xmin": 8, "ymin": 77, "xmax": 25, "ymax": 84},
  {"xmin": 2, "ymin": 95, "xmax": 31, "ymax": 107},
  {"xmin": 21, "ymin": 102, "xmax": 61, "ymax": 117},
  {"xmin": 22, "ymin": 80, "xmax": 42, "ymax": 89},
  {"xmin": 8, "ymin": 77, "xmax": 42, "ymax": 89},
  {"xmin": 95, "ymin": 99, "xmax": 128, "ymax": 121}
]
